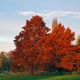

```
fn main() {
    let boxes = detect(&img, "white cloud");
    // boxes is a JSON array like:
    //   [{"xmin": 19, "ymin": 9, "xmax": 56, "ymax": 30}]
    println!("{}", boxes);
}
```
[{"xmin": 19, "ymin": 11, "xmax": 80, "ymax": 19}]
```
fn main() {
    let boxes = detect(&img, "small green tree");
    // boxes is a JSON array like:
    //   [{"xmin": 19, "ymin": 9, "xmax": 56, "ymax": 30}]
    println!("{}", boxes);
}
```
[{"xmin": 0, "ymin": 52, "xmax": 11, "ymax": 73}]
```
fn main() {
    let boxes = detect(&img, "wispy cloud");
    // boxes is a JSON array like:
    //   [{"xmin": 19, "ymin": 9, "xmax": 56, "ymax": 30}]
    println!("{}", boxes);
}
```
[{"xmin": 19, "ymin": 11, "xmax": 80, "ymax": 19}]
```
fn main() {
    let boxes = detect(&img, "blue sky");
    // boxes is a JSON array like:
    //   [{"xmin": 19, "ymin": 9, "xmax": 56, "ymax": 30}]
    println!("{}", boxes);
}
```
[{"xmin": 0, "ymin": 0, "xmax": 80, "ymax": 51}]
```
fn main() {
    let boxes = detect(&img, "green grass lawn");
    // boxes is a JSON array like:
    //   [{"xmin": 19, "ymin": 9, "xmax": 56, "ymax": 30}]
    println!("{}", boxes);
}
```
[{"xmin": 0, "ymin": 72, "xmax": 80, "ymax": 80}]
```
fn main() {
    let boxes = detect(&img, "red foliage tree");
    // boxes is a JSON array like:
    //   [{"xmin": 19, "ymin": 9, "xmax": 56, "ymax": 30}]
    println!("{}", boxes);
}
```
[
  {"xmin": 11, "ymin": 15, "xmax": 50, "ymax": 72},
  {"xmin": 42, "ymin": 23, "xmax": 76, "ymax": 72}
]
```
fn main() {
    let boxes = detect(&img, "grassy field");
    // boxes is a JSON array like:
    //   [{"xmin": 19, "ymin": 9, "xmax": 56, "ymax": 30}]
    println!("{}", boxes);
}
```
[{"xmin": 0, "ymin": 72, "xmax": 80, "ymax": 80}]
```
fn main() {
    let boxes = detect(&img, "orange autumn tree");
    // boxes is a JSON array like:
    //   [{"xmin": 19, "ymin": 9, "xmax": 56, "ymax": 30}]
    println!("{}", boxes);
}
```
[
  {"xmin": 43, "ymin": 21, "xmax": 80, "ymax": 72},
  {"xmin": 11, "ymin": 15, "xmax": 50, "ymax": 72},
  {"xmin": 42, "ymin": 22, "xmax": 76, "ymax": 72}
]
